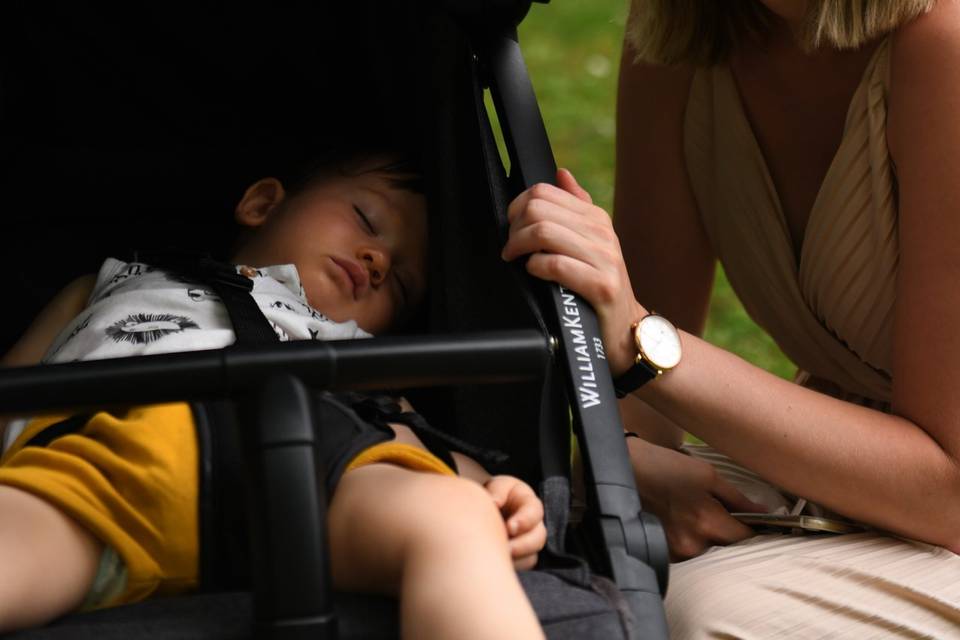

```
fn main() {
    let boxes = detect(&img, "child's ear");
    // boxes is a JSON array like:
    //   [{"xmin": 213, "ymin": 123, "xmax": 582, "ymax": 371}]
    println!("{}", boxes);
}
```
[{"xmin": 235, "ymin": 178, "xmax": 286, "ymax": 228}]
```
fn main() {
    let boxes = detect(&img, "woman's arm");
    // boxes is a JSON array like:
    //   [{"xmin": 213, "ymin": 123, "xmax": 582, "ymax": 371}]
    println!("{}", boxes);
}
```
[
  {"xmin": 614, "ymin": 44, "xmax": 716, "ymax": 450},
  {"xmin": 640, "ymin": 0, "xmax": 960, "ymax": 551},
  {"xmin": 506, "ymin": 40, "xmax": 766, "ymax": 556},
  {"xmin": 504, "ymin": 2, "xmax": 960, "ymax": 552}
]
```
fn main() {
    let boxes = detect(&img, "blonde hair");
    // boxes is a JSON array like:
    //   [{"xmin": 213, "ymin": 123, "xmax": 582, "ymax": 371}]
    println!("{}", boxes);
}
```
[{"xmin": 626, "ymin": 0, "xmax": 935, "ymax": 65}]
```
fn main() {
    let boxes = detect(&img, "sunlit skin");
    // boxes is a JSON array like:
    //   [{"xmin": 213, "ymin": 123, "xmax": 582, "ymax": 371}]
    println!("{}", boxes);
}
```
[
  {"xmin": 232, "ymin": 160, "xmax": 429, "ymax": 335},
  {"xmin": 503, "ymin": 0, "xmax": 960, "ymax": 564}
]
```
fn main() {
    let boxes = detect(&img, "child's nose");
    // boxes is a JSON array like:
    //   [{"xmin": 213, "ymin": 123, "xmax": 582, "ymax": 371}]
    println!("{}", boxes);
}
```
[{"xmin": 358, "ymin": 247, "xmax": 391, "ymax": 286}]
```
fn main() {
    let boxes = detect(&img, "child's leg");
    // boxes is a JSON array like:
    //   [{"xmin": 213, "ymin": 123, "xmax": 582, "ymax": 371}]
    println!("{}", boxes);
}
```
[
  {"xmin": 0, "ymin": 485, "xmax": 102, "ymax": 631},
  {"xmin": 328, "ymin": 464, "xmax": 545, "ymax": 640}
]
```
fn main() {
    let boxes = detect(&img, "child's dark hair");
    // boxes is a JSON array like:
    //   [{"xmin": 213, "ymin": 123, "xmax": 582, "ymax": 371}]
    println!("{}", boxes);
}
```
[{"xmin": 279, "ymin": 140, "xmax": 425, "ymax": 199}]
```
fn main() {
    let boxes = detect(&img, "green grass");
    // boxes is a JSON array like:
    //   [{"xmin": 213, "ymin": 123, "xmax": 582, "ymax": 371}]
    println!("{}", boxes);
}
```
[{"xmin": 517, "ymin": 1, "xmax": 794, "ymax": 380}]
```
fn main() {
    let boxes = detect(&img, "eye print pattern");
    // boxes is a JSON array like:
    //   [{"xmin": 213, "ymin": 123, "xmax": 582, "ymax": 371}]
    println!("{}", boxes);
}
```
[
  {"xmin": 271, "ymin": 300, "xmax": 297, "ymax": 312},
  {"xmin": 108, "ymin": 263, "xmax": 154, "ymax": 285},
  {"xmin": 106, "ymin": 313, "xmax": 200, "ymax": 344},
  {"xmin": 187, "ymin": 288, "xmax": 220, "ymax": 302}
]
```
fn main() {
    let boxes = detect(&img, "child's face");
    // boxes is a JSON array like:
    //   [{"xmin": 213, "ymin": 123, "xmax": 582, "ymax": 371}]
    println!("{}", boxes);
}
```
[{"xmin": 233, "ymin": 161, "xmax": 428, "ymax": 334}]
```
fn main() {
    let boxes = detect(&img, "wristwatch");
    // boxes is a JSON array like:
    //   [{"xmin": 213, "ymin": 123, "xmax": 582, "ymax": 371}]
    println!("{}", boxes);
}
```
[{"xmin": 613, "ymin": 313, "xmax": 682, "ymax": 398}]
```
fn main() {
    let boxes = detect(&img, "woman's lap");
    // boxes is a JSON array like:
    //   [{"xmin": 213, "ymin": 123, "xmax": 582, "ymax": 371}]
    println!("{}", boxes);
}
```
[
  {"xmin": 668, "ymin": 445, "xmax": 960, "ymax": 638},
  {"xmin": 666, "ymin": 531, "xmax": 960, "ymax": 638}
]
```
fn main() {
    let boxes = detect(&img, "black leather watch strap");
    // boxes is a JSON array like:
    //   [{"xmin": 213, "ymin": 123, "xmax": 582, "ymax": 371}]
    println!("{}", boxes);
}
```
[{"xmin": 613, "ymin": 358, "xmax": 659, "ymax": 398}]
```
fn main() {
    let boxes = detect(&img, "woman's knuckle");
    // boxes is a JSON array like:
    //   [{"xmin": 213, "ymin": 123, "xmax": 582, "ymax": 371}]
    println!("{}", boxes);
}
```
[
  {"xmin": 697, "ymin": 463, "xmax": 719, "ymax": 486},
  {"xmin": 672, "ymin": 535, "xmax": 700, "ymax": 559},
  {"xmin": 529, "ymin": 183, "xmax": 553, "ymax": 201},
  {"xmin": 596, "ymin": 276, "xmax": 618, "ymax": 304},
  {"xmin": 530, "ymin": 220, "xmax": 552, "ymax": 243},
  {"xmin": 599, "ymin": 244, "xmax": 620, "ymax": 265}
]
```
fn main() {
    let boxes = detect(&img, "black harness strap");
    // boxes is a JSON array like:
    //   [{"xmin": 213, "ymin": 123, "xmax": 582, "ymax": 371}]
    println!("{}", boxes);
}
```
[
  {"xmin": 339, "ymin": 391, "xmax": 509, "ymax": 474},
  {"xmin": 134, "ymin": 250, "xmax": 280, "ymax": 347},
  {"xmin": 23, "ymin": 413, "xmax": 93, "ymax": 448}
]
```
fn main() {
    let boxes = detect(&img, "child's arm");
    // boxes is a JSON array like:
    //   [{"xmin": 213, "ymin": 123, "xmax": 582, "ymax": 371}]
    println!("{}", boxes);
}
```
[
  {"xmin": 392, "ymin": 399, "xmax": 547, "ymax": 569},
  {"xmin": 2, "ymin": 275, "xmax": 95, "ymax": 368},
  {"xmin": 1, "ymin": 275, "xmax": 95, "ymax": 443},
  {"xmin": 446, "ymin": 451, "xmax": 547, "ymax": 569}
]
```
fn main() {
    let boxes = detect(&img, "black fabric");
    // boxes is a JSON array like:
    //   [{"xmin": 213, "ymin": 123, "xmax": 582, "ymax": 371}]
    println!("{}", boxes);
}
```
[
  {"xmin": 0, "ymin": 3, "xmax": 664, "ymax": 638},
  {"xmin": 194, "ymin": 392, "xmax": 397, "ymax": 592},
  {"xmin": 406, "ymin": 21, "xmax": 547, "ymax": 487},
  {"xmin": 9, "ymin": 572, "xmax": 626, "ymax": 640},
  {"xmin": 0, "ymin": 3, "xmax": 427, "ymax": 355},
  {"xmin": 368, "ymin": 398, "xmax": 509, "ymax": 472},
  {"xmin": 21, "ymin": 414, "xmax": 92, "ymax": 449},
  {"xmin": 193, "ymin": 400, "xmax": 251, "ymax": 592},
  {"xmin": 309, "ymin": 392, "xmax": 398, "ymax": 495},
  {"xmin": 333, "ymin": 392, "xmax": 459, "ymax": 472}
]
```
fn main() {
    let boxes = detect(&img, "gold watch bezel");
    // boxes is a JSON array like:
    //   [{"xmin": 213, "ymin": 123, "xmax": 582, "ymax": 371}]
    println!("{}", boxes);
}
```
[{"xmin": 631, "ymin": 313, "xmax": 682, "ymax": 372}]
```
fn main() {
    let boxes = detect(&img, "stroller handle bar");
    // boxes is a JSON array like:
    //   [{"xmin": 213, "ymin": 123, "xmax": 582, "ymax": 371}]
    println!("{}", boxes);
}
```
[{"xmin": 0, "ymin": 330, "xmax": 552, "ymax": 415}]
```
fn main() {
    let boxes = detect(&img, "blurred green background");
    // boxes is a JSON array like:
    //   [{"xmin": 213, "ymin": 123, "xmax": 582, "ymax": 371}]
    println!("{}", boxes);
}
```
[{"xmin": 517, "ymin": 0, "xmax": 794, "ymax": 380}]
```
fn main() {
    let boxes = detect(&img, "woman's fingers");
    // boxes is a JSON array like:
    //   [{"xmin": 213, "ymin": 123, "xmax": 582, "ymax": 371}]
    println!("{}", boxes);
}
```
[
  {"xmin": 506, "ymin": 180, "xmax": 601, "ymax": 225},
  {"xmin": 504, "ymin": 174, "xmax": 647, "ymax": 374},
  {"xmin": 502, "ymin": 207, "xmax": 617, "ymax": 267},
  {"xmin": 557, "ymin": 167, "xmax": 593, "ymax": 204},
  {"xmin": 667, "ymin": 499, "xmax": 756, "ymax": 560},
  {"xmin": 712, "ymin": 479, "xmax": 770, "ymax": 515}
]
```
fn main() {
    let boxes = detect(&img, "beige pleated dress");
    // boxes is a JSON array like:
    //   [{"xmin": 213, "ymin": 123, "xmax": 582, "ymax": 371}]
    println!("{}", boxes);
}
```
[{"xmin": 666, "ymin": 38, "xmax": 960, "ymax": 638}]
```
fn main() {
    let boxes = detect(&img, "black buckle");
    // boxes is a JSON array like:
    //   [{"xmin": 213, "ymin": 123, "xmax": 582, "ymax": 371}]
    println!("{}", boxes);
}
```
[
  {"xmin": 199, "ymin": 258, "xmax": 253, "ymax": 292},
  {"xmin": 134, "ymin": 249, "xmax": 253, "ymax": 292}
]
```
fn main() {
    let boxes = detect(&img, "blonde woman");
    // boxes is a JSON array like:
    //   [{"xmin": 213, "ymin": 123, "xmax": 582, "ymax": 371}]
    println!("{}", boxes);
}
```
[{"xmin": 503, "ymin": 0, "xmax": 960, "ymax": 636}]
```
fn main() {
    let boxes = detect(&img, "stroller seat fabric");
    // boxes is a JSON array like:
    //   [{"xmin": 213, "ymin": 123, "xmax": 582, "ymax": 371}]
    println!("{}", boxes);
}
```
[{"xmin": 0, "ymin": 2, "xmax": 666, "ymax": 638}]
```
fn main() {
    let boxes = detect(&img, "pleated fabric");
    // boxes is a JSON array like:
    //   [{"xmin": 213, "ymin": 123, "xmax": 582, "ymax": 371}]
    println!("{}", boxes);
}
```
[
  {"xmin": 684, "ymin": 39, "xmax": 896, "ymax": 404},
  {"xmin": 670, "ymin": 41, "xmax": 960, "ymax": 638},
  {"xmin": 665, "ymin": 447, "xmax": 960, "ymax": 639},
  {"xmin": 667, "ymin": 530, "xmax": 960, "ymax": 639}
]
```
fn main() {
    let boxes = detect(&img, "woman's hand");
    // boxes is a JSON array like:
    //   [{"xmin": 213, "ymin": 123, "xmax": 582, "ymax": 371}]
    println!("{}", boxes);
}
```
[
  {"xmin": 503, "ymin": 169, "xmax": 645, "ymax": 375},
  {"xmin": 484, "ymin": 475, "xmax": 547, "ymax": 570},
  {"xmin": 626, "ymin": 437, "xmax": 768, "ymax": 560}
]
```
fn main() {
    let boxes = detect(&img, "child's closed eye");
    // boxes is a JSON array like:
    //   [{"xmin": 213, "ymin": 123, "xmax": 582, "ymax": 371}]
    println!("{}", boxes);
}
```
[{"xmin": 353, "ymin": 205, "xmax": 377, "ymax": 235}]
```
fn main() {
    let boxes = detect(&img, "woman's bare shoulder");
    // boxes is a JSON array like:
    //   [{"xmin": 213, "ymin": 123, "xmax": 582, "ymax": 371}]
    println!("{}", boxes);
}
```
[
  {"xmin": 888, "ymin": 0, "xmax": 960, "ymax": 155},
  {"xmin": 617, "ymin": 46, "xmax": 696, "ymax": 120},
  {"xmin": 1, "ymin": 275, "xmax": 96, "ymax": 368},
  {"xmin": 890, "ymin": 0, "xmax": 960, "ymax": 76}
]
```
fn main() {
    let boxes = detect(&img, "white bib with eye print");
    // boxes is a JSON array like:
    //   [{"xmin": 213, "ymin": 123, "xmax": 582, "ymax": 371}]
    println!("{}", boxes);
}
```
[{"xmin": 43, "ymin": 258, "xmax": 371, "ymax": 364}]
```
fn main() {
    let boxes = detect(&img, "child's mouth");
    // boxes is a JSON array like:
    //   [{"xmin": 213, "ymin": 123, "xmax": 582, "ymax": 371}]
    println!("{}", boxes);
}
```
[{"xmin": 330, "ymin": 257, "xmax": 369, "ymax": 299}]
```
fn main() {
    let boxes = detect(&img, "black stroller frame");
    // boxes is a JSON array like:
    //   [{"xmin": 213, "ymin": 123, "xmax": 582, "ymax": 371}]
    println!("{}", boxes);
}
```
[{"xmin": 0, "ymin": 2, "xmax": 668, "ymax": 638}]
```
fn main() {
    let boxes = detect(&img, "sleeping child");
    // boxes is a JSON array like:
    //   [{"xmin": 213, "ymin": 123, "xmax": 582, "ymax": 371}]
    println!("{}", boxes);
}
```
[{"xmin": 0, "ymin": 149, "xmax": 548, "ymax": 640}]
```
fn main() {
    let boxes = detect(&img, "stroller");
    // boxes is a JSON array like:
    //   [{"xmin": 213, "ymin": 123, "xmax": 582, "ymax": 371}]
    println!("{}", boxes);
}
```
[{"xmin": 0, "ymin": 1, "xmax": 669, "ymax": 638}]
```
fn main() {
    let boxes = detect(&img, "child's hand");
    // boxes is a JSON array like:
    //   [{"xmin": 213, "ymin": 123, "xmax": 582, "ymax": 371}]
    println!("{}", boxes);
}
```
[{"xmin": 484, "ymin": 475, "xmax": 547, "ymax": 570}]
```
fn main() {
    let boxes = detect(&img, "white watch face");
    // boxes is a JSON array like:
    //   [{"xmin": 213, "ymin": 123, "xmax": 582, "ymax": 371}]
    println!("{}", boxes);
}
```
[{"xmin": 637, "ymin": 315, "xmax": 682, "ymax": 370}]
